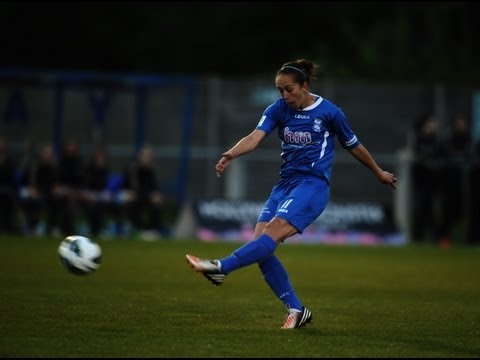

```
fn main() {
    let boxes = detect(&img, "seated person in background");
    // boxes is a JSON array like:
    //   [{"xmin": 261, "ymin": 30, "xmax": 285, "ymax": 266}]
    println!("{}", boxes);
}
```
[
  {"xmin": 122, "ymin": 145, "xmax": 165, "ymax": 239},
  {"xmin": 56, "ymin": 139, "xmax": 85, "ymax": 236},
  {"xmin": 82, "ymin": 146, "xmax": 122, "ymax": 238},
  {"xmin": 0, "ymin": 137, "xmax": 19, "ymax": 234},
  {"xmin": 438, "ymin": 112, "xmax": 472, "ymax": 247},
  {"xmin": 20, "ymin": 143, "xmax": 62, "ymax": 236},
  {"xmin": 469, "ymin": 141, "xmax": 480, "ymax": 245},
  {"xmin": 410, "ymin": 114, "xmax": 443, "ymax": 243}
]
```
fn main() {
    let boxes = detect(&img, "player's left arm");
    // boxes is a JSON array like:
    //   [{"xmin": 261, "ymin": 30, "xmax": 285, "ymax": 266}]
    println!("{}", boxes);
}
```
[{"xmin": 349, "ymin": 144, "xmax": 397, "ymax": 189}]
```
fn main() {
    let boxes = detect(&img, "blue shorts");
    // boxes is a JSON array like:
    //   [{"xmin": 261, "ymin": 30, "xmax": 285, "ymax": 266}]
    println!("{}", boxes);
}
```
[{"xmin": 257, "ymin": 176, "xmax": 330, "ymax": 233}]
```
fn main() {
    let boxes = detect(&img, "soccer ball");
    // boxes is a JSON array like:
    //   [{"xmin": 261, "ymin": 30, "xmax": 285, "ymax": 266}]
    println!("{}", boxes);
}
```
[{"xmin": 58, "ymin": 235, "xmax": 102, "ymax": 276}]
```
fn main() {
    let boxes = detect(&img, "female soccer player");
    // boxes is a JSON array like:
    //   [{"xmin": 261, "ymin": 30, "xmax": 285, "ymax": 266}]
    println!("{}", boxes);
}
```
[{"xmin": 186, "ymin": 59, "xmax": 397, "ymax": 330}]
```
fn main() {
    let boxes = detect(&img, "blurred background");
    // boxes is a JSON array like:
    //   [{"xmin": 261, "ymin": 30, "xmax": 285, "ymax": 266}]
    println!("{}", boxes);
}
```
[{"xmin": 0, "ymin": 2, "xmax": 479, "ymax": 246}]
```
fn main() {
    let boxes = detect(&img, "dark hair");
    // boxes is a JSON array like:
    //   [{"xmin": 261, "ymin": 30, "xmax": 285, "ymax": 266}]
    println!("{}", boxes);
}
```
[
  {"xmin": 277, "ymin": 59, "xmax": 317, "ymax": 85},
  {"xmin": 414, "ymin": 113, "xmax": 435, "ymax": 133}
]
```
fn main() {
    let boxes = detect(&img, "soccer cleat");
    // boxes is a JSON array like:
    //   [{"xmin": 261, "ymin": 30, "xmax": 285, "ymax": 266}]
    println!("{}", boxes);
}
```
[
  {"xmin": 185, "ymin": 254, "xmax": 226, "ymax": 286},
  {"xmin": 281, "ymin": 307, "xmax": 313, "ymax": 329}
]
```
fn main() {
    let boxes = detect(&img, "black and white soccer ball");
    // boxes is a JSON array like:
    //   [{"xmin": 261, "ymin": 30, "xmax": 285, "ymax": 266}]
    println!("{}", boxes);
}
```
[{"xmin": 58, "ymin": 235, "xmax": 102, "ymax": 276}]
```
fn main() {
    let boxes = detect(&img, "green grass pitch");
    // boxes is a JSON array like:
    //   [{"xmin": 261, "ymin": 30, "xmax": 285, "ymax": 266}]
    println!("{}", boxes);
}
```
[{"xmin": 1, "ymin": 235, "xmax": 479, "ymax": 358}]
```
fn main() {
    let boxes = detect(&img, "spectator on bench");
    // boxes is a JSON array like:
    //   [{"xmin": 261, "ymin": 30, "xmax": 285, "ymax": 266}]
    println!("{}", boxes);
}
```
[{"xmin": 122, "ymin": 145, "xmax": 165, "ymax": 240}]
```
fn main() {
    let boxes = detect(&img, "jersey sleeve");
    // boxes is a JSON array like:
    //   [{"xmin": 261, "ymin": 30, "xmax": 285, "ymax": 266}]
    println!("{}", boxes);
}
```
[
  {"xmin": 255, "ymin": 102, "xmax": 280, "ymax": 135},
  {"xmin": 333, "ymin": 108, "xmax": 360, "ymax": 149}
]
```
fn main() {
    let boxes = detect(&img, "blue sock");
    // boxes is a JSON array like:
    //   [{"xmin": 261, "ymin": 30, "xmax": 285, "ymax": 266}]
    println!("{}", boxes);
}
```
[
  {"xmin": 219, "ymin": 234, "xmax": 277, "ymax": 274},
  {"xmin": 259, "ymin": 255, "xmax": 303, "ymax": 311}
]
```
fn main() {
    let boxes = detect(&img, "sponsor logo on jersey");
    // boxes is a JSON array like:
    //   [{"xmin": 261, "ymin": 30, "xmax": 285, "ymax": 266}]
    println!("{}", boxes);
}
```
[{"xmin": 284, "ymin": 127, "xmax": 312, "ymax": 145}]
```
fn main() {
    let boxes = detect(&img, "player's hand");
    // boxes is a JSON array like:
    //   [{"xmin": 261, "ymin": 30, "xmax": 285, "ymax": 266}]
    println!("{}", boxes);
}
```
[
  {"xmin": 379, "ymin": 170, "xmax": 397, "ymax": 189},
  {"xmin": 215, "ymin": 153, "xmax": 233, "ymax": 178}
]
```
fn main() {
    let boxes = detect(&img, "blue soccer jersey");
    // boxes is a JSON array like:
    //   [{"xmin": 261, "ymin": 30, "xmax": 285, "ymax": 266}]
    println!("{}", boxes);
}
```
[{"xmin": 256, "ymin": 95, "xmax": 360, "ymax": 183}]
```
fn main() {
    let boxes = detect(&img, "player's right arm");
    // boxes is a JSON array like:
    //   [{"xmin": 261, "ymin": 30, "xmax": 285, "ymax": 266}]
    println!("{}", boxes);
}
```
[{"xmin": 216, "ymin": 129, "xmax": 266, "ymax": 178}]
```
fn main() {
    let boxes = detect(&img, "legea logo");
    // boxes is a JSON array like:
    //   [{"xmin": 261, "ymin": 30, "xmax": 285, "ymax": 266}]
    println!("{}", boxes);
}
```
[{"xmin": 294, "ymin": 114, "xmax": 309, "ymax": 119}]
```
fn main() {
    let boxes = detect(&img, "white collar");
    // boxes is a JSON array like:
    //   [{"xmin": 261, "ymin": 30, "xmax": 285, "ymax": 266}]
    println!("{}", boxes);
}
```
[{"xmin": 300, "ymin": 94, "xmax": 323, "ymax": 111}]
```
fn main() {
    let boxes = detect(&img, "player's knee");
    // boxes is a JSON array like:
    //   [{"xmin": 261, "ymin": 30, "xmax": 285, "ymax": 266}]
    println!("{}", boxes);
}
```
[{"xmin": 263, "ymin": 218, "xmax": 297, "ymax": 243}]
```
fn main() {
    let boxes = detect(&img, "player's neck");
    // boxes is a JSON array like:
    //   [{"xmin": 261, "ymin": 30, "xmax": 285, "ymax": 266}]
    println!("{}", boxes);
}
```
[{"xmin": 299, "ymin": 94, "xmax": 317, "ymax": 110}]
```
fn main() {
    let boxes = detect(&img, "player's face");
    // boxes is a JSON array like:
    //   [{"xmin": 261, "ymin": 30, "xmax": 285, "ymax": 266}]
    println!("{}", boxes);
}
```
[{"xmin": 275, "ymin": 74, "xmax": 310, "ymax": 110}]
